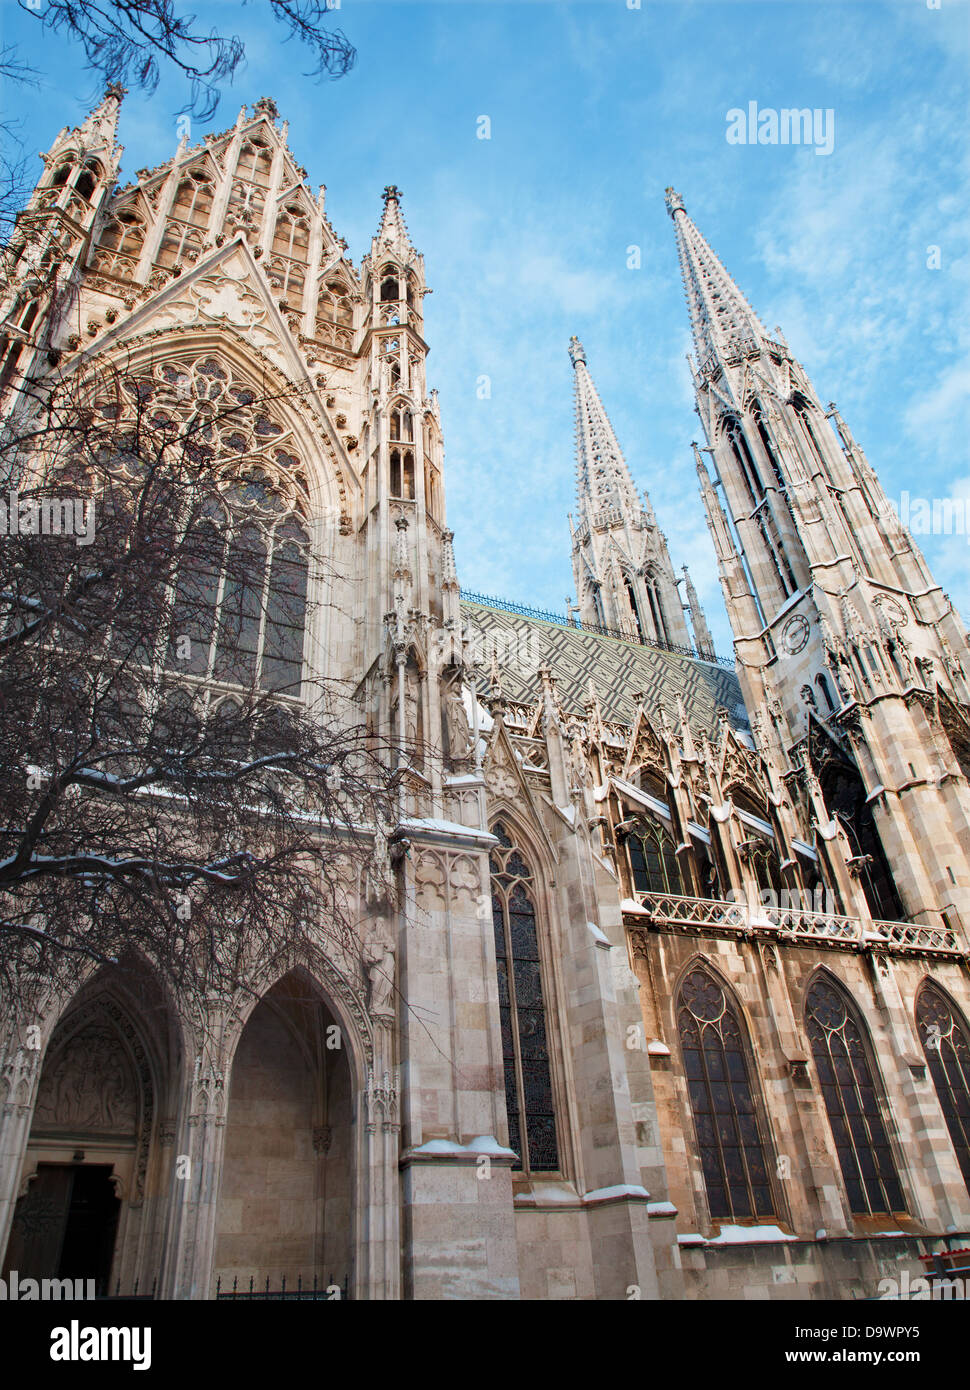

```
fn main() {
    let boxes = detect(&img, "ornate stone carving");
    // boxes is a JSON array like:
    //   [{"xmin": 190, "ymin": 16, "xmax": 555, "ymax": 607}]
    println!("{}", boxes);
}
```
[{"xmin": 34, "ymin": 1022, "xmax": 138, "ymax": 1133}]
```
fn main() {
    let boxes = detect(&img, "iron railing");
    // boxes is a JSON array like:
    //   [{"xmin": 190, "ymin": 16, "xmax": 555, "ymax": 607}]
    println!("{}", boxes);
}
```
[
  {"xmin": 215, "ymin": 1272, "xmax": 348, "ymax": 1301},
  {"xmin": 460, "ymin": 590, "xmax": 734, "ymax": 669}
]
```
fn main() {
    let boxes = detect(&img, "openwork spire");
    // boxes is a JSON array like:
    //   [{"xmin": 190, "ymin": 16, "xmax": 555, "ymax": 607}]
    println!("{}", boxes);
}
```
[
  {"xmin": 375, "ymin": 184, "xmax": 411, "ymax": 250},
  {"xmin": 78, "ymin": 84, "xmax": 126, "ymax": 147},
  {"xmin": 665, "ymin": 188, "xmax": 770, "ymax": 367},
  {"xmin": 569, "ymin": 336, "xmax": 641, "ymax": 524}
]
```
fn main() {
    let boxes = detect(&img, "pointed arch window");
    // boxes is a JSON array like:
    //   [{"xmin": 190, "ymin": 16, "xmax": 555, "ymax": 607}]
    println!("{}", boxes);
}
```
[
  {"xmin": 624, "ymin": 575, "xmax": 644, "ymax": 639},
  {"xmin": 97, "ymin": 211, "xmax": 145, "ymax": 278},
  {"xmin": 159, "ymin": 173, "xmax": 213, "ymax": 268},
  {"xmin": 380, "ymin": 266, "xmax": 400, "ymax": 301},
  {"xmin": 805, "ymin": 977, "xmax": 905, "ymax": 1215},
  {"xmin": 916, "ymin": 984, "xmax": 970, "ymax": 1192},
  {"xmin": 236, "ymin": 140, "xmax": 272, "ymax": 188},
  {"xmin": 677, "ymin": 967, "xmax": 776, "ymax": 1220},
  {"xmin": 389, "ymin": 449, "xmax": 415, "ymax": 500},
  {"xmin": 627, "ymin": 820, "xmax": 683, "ymax": 896},
  {"xmin": 490, "ymin": 822, "xmax": 559, "ymax": 1173},
  {"xmin": 725, "ymin": 417, "xmax": 764, "ymax": 506}
]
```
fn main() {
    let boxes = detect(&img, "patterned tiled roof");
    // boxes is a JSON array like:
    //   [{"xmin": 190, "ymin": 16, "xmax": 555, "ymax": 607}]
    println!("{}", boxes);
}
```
[{"xmin": 460, "ymin": 600, "xmax": 747, "ymax": 736}]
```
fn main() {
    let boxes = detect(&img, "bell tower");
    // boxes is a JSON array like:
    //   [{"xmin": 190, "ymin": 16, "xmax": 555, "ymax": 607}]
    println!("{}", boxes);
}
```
[
  {"xmin": 667, "ymin": 186, "xmax": 970, "ymax": 933},
  {"xmin": 568, "ymin": 335, "xmax": 701, "ymax": 652},
  {"xmin": 0, "ymin": 84, "xmax": 124, "ymax": 397}
]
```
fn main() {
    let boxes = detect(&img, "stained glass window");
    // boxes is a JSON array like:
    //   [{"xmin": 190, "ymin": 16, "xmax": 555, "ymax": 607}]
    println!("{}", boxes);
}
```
[
  {"xmin": 628, "ymin": 821, "xmax": 683, "ymax": 896},
  {"xmin": 916, "ymin": 984, "xmax": 970, "ymax": 1193},
  {"xmin": 806, "ymin": 977, "xmax": 905, "ymax": 1215},
  {"xmin": 677, "ymin": 967, "xmax": 776, "ymax": 1221},
  {"xmin": 490, "ymin": 822, "xmax": 559, "ymax": 1173}
]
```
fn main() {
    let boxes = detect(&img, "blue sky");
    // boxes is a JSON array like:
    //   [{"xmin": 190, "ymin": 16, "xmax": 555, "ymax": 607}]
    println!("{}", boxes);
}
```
[{"xmin": 2, "ymin": 0, "xmax": 968, "ymax": 655}]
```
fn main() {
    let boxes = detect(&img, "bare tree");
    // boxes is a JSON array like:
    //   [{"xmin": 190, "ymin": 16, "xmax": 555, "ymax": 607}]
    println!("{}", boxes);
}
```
[
  {"xmin": 0, "ymin": 48, "xmax": 39, "ymax": 248},
  {"xmin": 13, "ymin": 0, "xmax": 356, "ymax": 119},
  {"xmin": 0, "ymin": 356, "xmax": 397, "ymax": 1023}
]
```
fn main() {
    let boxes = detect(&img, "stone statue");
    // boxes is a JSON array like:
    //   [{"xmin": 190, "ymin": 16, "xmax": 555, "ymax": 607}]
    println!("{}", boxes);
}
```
[
  {"xmin": 444, "ymin": 680, "xmax": 471, "ymax": 761},
  {"xmin": 361, "ymin": 916, "xmax": 396, "ymax": 1019}
]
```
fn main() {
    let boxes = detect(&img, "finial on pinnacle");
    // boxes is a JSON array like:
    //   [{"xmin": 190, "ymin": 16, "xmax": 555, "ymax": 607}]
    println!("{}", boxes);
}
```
[
  {"xmin": 664, "ymin": 186, "xmax": 685, "ymax": 217},
  {"xmin": 253, "ymin": 97, "xmax": 279, "ymax": 121},
  {"xmin": 383, "ymin": 184, "xmax": 402, "ymax": 203},
  {"xmin": 104, "ymin": 82, "xmax": 127, "ymax": 103},
  {"xmin": 568, "ymin": 335, "xmax": 586, "ymax": 368}
]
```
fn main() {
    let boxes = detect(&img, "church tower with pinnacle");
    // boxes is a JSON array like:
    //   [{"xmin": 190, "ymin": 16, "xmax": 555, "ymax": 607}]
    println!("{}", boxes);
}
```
[
  {"xmin": 568, "ymin": 335, "xmax": 708, "ymax": 654},
  {"xmin": 666, "ymin": 186, "xmax": 970, "ymax": 936}
]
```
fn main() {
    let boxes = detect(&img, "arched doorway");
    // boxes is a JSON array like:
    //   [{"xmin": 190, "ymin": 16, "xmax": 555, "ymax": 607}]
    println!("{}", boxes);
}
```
[
  {"xmin": 213, "ymin": 973, "xmax": 354, "ymax": 1293},
  {"xmin": 3, "ymin": 995, "xmax": 156, "ymax": 1295}
]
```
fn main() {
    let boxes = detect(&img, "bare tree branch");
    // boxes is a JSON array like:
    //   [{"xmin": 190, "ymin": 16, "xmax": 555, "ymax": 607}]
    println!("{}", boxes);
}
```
[{"xmin": 14, "ymin": 0, "xmax": 356, "ymax": 119}]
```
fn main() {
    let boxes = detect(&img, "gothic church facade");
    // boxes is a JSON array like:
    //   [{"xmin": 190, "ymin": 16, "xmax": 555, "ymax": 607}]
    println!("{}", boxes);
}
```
[{"xmin": 1, "ymin": 90, "xmax": 969, "ymax": 1300}]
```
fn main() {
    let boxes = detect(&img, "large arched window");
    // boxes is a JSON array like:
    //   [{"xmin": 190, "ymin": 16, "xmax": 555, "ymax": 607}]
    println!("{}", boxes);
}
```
[
  {"xmin": 916, "ymin": 983, "xmax": 970, "ymax": 1192},
  {"xmin": 490, "ymin": 822, "xmax": 559, "ymax": 1174},
  {"xmin": 88, "ymin": 355, "xmax": 311, "ymax": 698},
  {"xmin": 805, "ymin": 977, "xmax": 905, "ymax": 1215},
  {"xmin": 677, "ymin": 967, "xmax": 776, "ymax": 1221},
  {"xmin": 168, "ymin": 487, "xmax": 308, "ymax": 694},
  {"xmin": 627, "ymin": 820, "xmax": 683, "ymax": 896}
]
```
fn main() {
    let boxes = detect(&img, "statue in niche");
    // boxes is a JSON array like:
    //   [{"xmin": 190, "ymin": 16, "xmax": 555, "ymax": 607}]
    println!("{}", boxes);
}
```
[
  {"xmin": 361, "ymin": 916, "xmax": 396, "ymax": 1019},
  {"xmin": 365, "ymin": 818, "xmax": 393, "ymax": 906},
  {"xmin": 443, "ymin": 678, "xmax": 471, "ymax": 762}
]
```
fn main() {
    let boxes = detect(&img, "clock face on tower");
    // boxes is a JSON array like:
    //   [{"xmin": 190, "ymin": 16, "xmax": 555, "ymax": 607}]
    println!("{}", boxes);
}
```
[{"xmin": 781, "ymin": 614, "xmax": 811, "ymax": 654}]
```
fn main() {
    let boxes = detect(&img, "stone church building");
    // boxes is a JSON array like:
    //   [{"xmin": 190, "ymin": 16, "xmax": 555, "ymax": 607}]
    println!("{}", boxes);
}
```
[{"xmin": 1, "ymin": 89, "xmax": 969, "ymax": 1300}]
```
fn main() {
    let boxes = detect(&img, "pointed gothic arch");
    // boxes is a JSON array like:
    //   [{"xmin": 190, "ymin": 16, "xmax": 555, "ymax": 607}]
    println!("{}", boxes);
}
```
[
  {"xmin": 2, "ymin": 954, "xmax": 182, "ymax": 1296},
  {"xmin": 915, "ymin": 980, "xmax": 970, "ymax": 1192},
  {"xmin": 674, "ymin": 959, "xmax": 778, "ymax": 1222},
  {"xmin": 214, "ymin": 968, "xmax": 357, "ymax": 1293},
  {"xmin": 804, "ymin": 970, "xmax": 905, "ymax": 1216},
  {"xmin": 489, "ymin": 819, "xmax": 562, "ymax": 1175}
]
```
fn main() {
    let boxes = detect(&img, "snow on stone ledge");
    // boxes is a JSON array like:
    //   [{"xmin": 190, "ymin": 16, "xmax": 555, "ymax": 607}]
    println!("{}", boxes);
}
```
[
  {"xmin": 408, "ymin": 1136, "xmax": 517, "ymax": 1160},
  {"xmin": 678, "ymin": 1224, "xmax": 796, "ymax": 1246},
  {"xmin": 582, "ymin": 1183, "xmax": 651, "ymax": 1206},
  {"xmin": 587, "ymin": 920, "xmax": 612, "ymax": 949},
  {"xmin": 647, "ymin": 1201, "xmax": 678, "ymax": 1217}
]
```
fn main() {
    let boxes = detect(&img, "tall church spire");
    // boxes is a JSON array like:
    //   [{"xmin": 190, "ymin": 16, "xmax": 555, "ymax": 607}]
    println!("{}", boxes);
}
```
[
  {"xmin": 570, "ymin": 334, "xmax": 642, "ymax": 524},
  {"xmin": 568, "ymin": 337, "xmax": 691, "ymax": 651},
  {"xmin": 665, "ymin": 187, "xmax": 769, "ymax": 367},
  {"xmin": 670, "ymin": 189, "xmax": 970, "ymax": 938}
]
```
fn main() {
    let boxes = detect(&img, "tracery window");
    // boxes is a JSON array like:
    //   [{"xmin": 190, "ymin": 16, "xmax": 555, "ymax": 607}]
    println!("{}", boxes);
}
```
[
  {"xmin": 236, "ymin": 140, "xmax": 272, "ymax": 187},
  {"xmin": 315, "ymin": 280, "xmax": 353, "ymax": 347},
  {"xmin": 380, "ymin": 266, "xmax": 399, "ymax": 301},
  {"xmin": 916, "ymin": 984, "xmax": 970, "ymax": 1192},
  {"xmin": 751, "ymin": 405, "xmax": 786, "ymax": 491},
  {"xmin": 677, "ymin": 967, "xmax": 776, "ymax": 1221},
  {"xmin": 97, "ymin": 211, "xmax": 145, "ymax": 278},
  {"xmin": 389, "ymin": 405, "xmax": 412, "ymax": 441},
  {"xmin": 271, "ymin": 208, "xmax": 310, "ymax": 312},
  {"xmin": 627, "ymin": 820, "xmax": 683, "ymax": 895},
  {"xmin": 725, "ymin": 417, "xmax": 763, "ymax": 506},
  {"xmin": 158, "ymin": 170, "xmax": 213, "ymax": 267},
  {"xmin": 74, "ymin": 161, "xmax": 102, "ymax": 202},
  {"xmin": 805, "ymin": 977, "xmax": 905, "ymax": 1215},
  {"xmin": 88, "ymin": 355, "xmax": 310, "ymax": 696},
  {"xmin": 490, "ymin": 822, "xmax": 559, "ymax": 1173}
]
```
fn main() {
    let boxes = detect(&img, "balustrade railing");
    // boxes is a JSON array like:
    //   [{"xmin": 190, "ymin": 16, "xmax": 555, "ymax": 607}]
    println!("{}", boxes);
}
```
[{"xmin": 631, "ymin": 892, "xmax": 962, "ymax": 955}]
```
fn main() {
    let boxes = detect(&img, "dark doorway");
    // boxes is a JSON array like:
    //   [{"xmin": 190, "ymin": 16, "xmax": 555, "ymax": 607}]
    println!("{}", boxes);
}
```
[{"xmin": 3, "ymin": 1164, "xmax": 120, "ymax": 1294}]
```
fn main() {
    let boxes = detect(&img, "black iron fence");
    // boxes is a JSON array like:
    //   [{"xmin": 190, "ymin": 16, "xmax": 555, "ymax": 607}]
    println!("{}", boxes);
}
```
[
  {"xmin": 460, "ymin": 589, "xmax": 734, "ymax": 669},
  {"xmin": 215, "ymin": 1272, "xmax": 349, "ymax": 1301}
]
